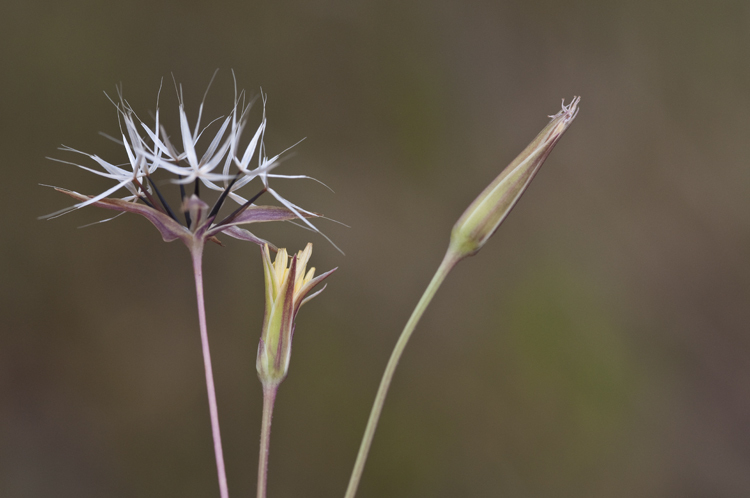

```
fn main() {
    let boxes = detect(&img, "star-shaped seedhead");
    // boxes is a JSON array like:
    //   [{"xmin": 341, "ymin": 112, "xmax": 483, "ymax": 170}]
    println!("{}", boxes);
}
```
[{"xmin": 44, "ymin": 76, "xmax": 338, "ymax": 252}]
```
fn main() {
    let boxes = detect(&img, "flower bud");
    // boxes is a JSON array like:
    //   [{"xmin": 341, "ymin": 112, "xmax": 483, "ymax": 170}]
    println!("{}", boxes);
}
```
[
  {"xmin": 256, "ymin": 243, "xmax": 335, "ymax": 387},
  {"xmin": 449, "ymin": 97, "xmax": 580, "ymax": 260}
]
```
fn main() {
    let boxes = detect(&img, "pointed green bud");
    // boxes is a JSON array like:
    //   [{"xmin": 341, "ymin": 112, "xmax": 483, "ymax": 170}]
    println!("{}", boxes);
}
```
[
  {"xmin": 256, "ymin": 243, "xmax": 336, "ymax": 388},
  {"xmin": 448, "ymin": 97, "xmax": 580, "ymax": 260}
]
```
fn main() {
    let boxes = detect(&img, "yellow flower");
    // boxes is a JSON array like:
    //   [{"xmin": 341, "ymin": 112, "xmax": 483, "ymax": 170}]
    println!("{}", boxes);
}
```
[{"xmin": 257, "ymin": 243, "xmax": 335, "ymax": 386}]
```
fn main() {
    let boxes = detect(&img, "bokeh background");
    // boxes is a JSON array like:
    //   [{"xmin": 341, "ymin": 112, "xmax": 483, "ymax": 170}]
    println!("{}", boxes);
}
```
[{"xmin": 3, "ymin": 1, "xmax": 750, "ymax": 496}]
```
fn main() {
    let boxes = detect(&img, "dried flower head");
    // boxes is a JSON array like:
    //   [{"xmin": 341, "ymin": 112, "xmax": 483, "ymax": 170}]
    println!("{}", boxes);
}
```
[{"xmin": 43, "ymin": 75, "xmax": 336, "ymax": 252}]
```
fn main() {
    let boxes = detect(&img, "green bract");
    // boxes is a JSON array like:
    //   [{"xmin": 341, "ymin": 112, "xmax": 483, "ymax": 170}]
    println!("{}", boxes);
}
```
[{"xmin": 449, "ymin": 97, "xmax": 580, "ymax": 260}]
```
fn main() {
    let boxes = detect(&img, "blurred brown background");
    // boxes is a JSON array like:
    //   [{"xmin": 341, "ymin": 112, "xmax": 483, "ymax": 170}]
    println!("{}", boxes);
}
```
[{"xmin": 2, "ymin": 0, "xmax": 750, "ymax": 496}]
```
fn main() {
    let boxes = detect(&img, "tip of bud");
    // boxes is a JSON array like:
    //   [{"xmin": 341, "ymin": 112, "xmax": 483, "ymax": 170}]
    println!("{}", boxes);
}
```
[{"xmin": 549, "ymin": 96, "xmax": 580, "ymax": 121}]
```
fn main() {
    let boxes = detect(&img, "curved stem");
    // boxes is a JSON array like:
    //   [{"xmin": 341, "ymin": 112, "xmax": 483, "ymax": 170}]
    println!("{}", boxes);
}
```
[
  {"xmin": 191, "ymin": 243, "xmax": 229, "ymax": 498},
  {"xmin": 343, "ymin": 248, "xmax": 461, "ymax": 498},
  {"xmin": 257, "ymin": 385, "xmax": 278, "ymax": 498}
]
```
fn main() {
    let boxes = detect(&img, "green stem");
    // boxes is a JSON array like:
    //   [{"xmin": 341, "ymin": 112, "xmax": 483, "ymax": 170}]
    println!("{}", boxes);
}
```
[
  {"xmin": 257, "ymin": 384, "xmax": 278, "ymax": 498},
  {"xmin": 344, "ymin": 248, "xmax": 461, "ymax": 498}
]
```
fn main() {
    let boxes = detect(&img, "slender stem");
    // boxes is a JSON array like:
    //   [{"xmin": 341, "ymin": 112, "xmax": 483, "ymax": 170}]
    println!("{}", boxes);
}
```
[
  {"xmin": 257, "ymin": 385, "xmax": 278, "ymax": 498},
  {"xmin": 344, "ymin": 248, "xmax": 461, "ymax": 498},
  {"xmin": 190, "ymin": 242, "xmax": 230, "ymax": 498}
]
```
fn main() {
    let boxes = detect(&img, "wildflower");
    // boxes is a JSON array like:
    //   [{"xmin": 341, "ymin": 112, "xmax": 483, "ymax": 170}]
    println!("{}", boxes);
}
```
[
  {"xmin": 449, "ymin": 97, "xmax": 580, "ymax": 260},
  {"xmin": 342, "ymin": 98, "xmax": 580, "ymax": 498},
  {"xmin": 43, "ymin": 77, "xmax": 339, "ymax": 498},
  {"xmin": 256, "ymin": 243, "xmax": 336, "ymax": 387}
]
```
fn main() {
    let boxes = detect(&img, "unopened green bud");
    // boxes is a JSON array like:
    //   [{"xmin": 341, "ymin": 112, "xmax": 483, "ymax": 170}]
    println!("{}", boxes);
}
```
[
  {"xmin": 256, "ymin": 243, "xmax": 335, "ymax": 387},
  {"xmin": 449, "ymin": 97, "xmax": 580, "ymax": 260}
]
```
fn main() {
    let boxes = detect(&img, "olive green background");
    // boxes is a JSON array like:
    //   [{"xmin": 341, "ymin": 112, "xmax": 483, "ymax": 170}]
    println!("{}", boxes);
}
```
[{"xmin": 2, "ymin": 1, "xmax": 750, "ymax": 497}]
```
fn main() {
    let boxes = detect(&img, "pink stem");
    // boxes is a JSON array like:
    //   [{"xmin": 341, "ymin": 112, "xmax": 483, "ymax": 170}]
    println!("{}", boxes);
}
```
[
  {"xmin": 257, "ymin": 385, "xmax": 277, "ymax": 498},
  {"xmin": 191, "ymin": 242, "xmax": 229, "ymax": 498}
]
